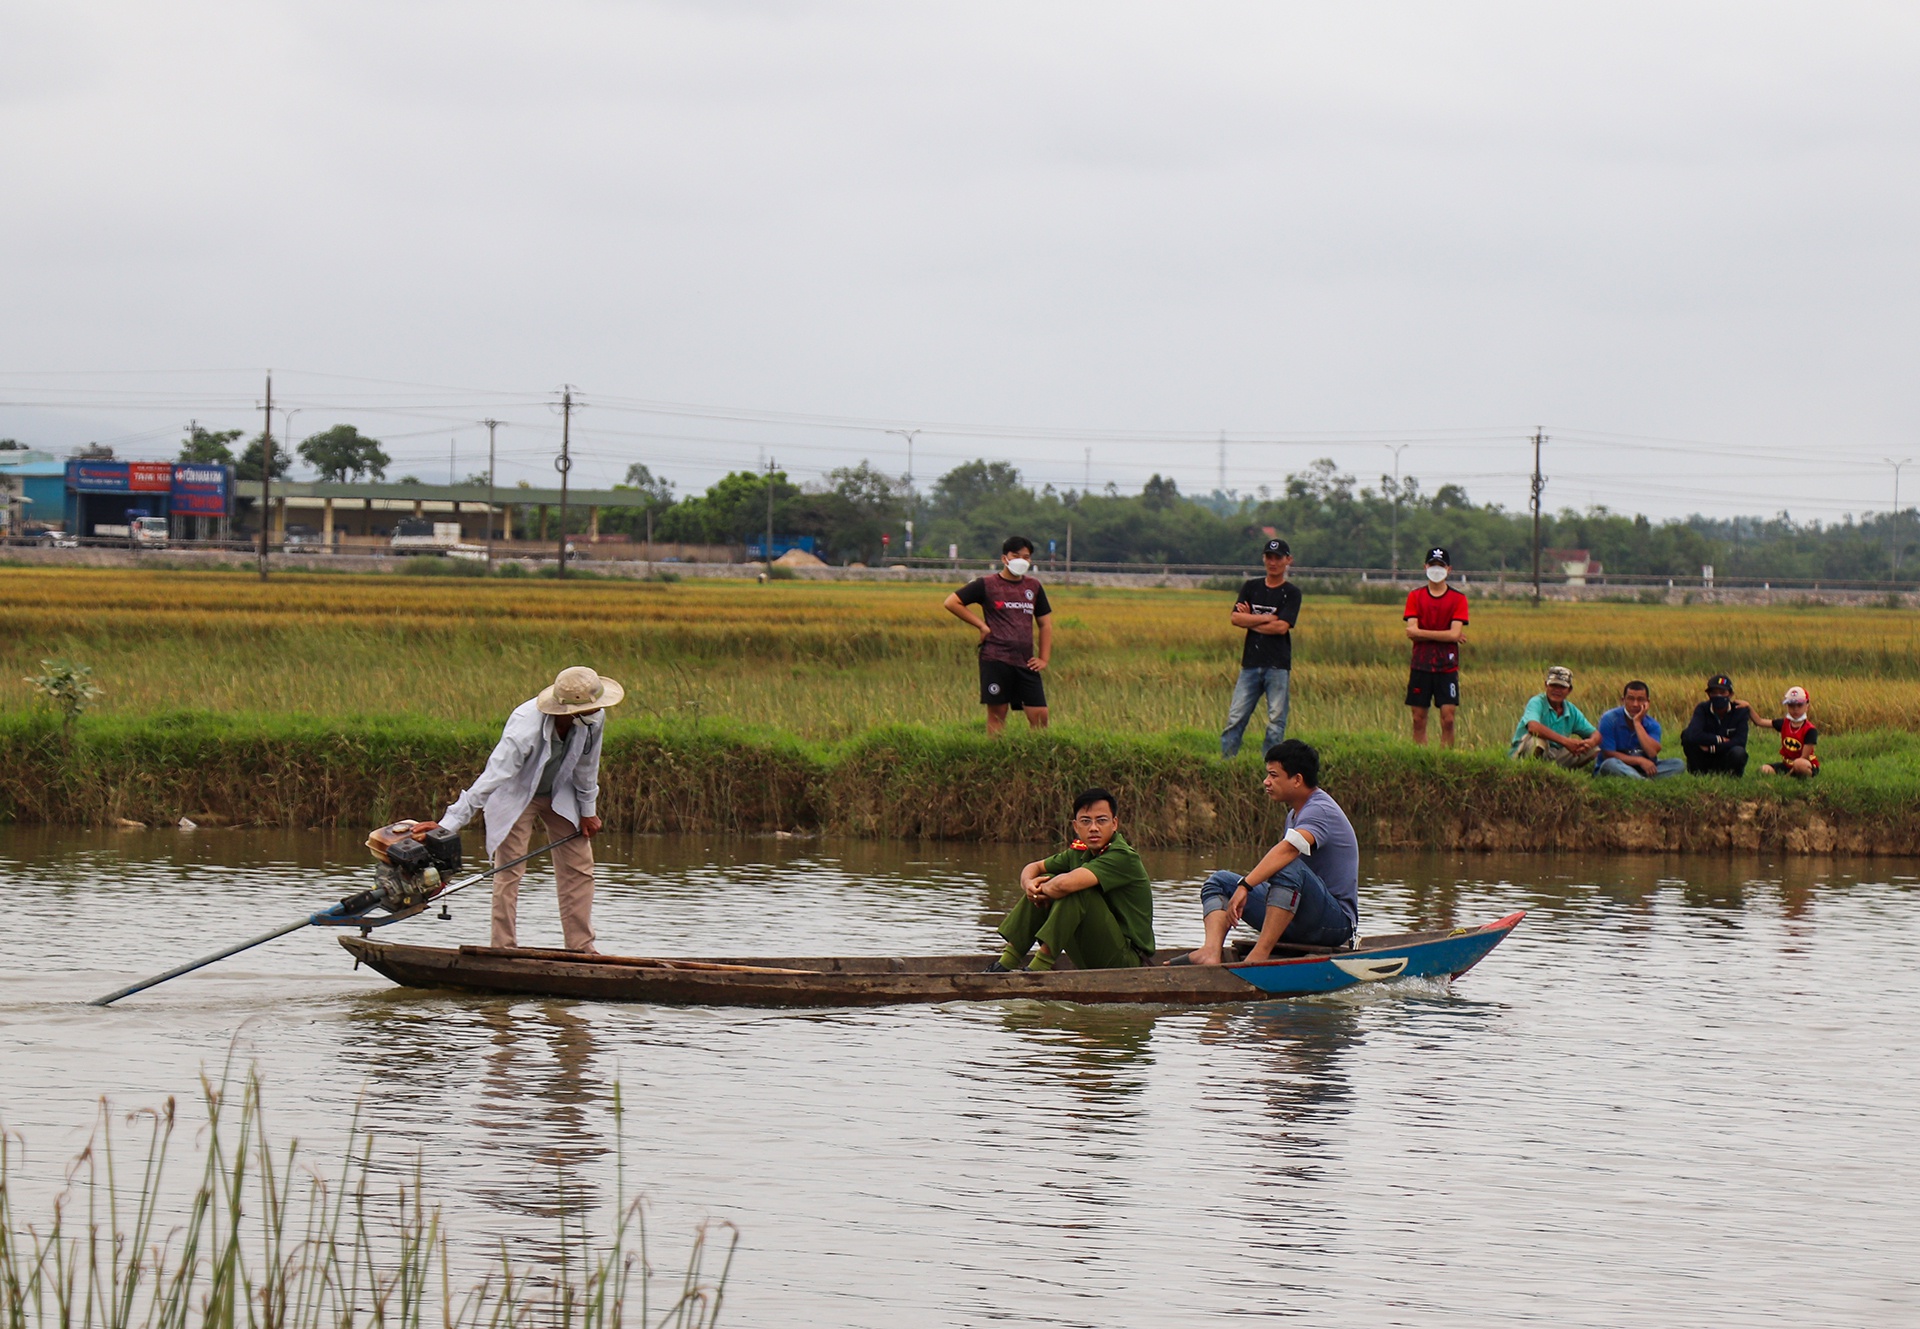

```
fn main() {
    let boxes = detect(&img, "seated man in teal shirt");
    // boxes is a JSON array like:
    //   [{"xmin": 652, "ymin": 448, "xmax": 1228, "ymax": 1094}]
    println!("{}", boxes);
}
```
[
  {"xmin": 989, "ymin": 787, "xmax": 1156, "ymax": 972},
  {"xmin": 1510, "ymin": 665, "xmax": 1600, "ymax": 769}
]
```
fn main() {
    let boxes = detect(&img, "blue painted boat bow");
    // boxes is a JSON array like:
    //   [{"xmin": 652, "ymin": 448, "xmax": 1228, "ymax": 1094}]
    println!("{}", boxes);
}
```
[{"xmin": 1225, "ymin": 910, "xmax": 1526, "ymax": 998}]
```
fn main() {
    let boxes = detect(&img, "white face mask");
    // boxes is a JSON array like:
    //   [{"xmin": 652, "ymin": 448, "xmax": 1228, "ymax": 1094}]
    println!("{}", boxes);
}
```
[
  {"xmin": 1426, "ymin": 565, "xmax": 1449, "ymax": 583},
  {"xmin": 1004, "ymin": 557, "xmax": 1031, "ymax": 577}
]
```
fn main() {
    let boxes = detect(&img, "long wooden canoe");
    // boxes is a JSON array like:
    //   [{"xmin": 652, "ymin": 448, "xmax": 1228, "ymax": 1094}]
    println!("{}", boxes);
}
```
[{"xmin": 339, "ymin": 911, "xmax": 1524, "ymax": 1008}]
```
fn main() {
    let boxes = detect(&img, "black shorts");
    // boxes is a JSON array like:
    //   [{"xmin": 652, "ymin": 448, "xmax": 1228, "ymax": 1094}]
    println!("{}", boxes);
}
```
[
  {"xmin": 1406, "ymin": 668, "xmax": 1460, "ymax": 708},
  {"xmin": 980, "ymin": 658, "xmax": 1047, "ymax": 709}
]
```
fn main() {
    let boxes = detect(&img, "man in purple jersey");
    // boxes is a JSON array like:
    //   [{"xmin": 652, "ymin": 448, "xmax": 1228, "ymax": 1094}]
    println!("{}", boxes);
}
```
[{"xmin": 943, "ymin": 535, "xmax": 1054, "ymax": 735}]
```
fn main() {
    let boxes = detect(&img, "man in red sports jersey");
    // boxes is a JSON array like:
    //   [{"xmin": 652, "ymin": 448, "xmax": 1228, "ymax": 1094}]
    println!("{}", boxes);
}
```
[{"xmin": 1403, "ymin": 547, "xmax": 1469, "ymax": 747}]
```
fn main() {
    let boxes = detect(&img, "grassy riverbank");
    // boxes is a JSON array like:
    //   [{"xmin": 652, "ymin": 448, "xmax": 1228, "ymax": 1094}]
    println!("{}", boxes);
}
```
[
  {"xmin": 6, "ymin": 567, "xmax": 1919, "ymax": 851},
  {"xmin": 8, "ymin": 712, "xmax": 1919, "ymax": 853}
]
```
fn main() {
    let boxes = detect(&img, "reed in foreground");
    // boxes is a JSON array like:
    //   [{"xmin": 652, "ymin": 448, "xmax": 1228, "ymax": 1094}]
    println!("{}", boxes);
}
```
[{"xmin": 0, "ymin": 1068, "xmax": 732, "ymax": 1329}]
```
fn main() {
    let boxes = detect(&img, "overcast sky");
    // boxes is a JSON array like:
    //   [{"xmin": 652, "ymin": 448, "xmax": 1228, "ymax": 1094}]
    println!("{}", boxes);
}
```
[{"xmin": 2, "ymin": 2, "xmax": 1917, "ymax": 521}]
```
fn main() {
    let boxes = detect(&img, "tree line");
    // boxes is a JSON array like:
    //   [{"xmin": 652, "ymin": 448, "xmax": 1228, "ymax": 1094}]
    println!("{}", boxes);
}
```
[{"xmin": 606, "ymin": 455, "xmax": 1920, "ymax": 581}]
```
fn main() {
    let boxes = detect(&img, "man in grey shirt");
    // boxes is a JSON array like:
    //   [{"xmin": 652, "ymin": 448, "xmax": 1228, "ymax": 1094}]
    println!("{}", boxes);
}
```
[{"xmin": 1182, "ymin": 739, "xmax": 1359, "ymax": 964}]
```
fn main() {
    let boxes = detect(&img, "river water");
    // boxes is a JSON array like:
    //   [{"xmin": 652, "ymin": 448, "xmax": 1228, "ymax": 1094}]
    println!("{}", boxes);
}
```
[{"xmin": 3, "ymin": 828, "xmax": 1917, "ymax": 1327}]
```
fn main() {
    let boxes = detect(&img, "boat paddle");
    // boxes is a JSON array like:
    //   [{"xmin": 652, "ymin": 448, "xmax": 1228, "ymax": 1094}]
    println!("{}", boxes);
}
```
[{"xmin": 88, "ymin": 831, "xmax": 582, "ymax": 1008}]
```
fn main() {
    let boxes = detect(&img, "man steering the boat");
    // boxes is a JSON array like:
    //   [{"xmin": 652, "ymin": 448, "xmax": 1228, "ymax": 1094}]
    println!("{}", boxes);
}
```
[
  {"xmin": 1183, "ymin": 739, "xmax": 1359, "ymax": 965},
  {"xmin": 409, "ymin": 665, "xmax": 624, "ymax": 954},
  {"xmin": 989, "ymin": 787, "xmax": 1156, "ymax": 973}
]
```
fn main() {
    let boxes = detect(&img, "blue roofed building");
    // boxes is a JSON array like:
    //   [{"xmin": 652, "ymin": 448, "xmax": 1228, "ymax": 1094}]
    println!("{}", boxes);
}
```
[{"xmin": 0, "ymin": 452, "xmax": 67, "ymax": 532}]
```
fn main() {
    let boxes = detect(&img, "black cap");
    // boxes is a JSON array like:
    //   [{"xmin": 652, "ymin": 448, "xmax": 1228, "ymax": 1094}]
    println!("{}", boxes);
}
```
[
  {"xmin": 1706, "ymin": 674, "xmax": 1733, "ymax": 692},
  {"xmin": 1424, "ymin": 546, "xmax": 1450, "ymax": 566},
  {"xmin": 1263, "ymin": 538, "xmax": 1291, "ymax": 557}
]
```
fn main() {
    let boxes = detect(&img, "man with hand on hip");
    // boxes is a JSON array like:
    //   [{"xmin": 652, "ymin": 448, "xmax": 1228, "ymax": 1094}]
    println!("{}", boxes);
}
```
[
  {"xmin": 944, "ymin": 535, "xmax": 1053, "ymax": 735},
  {"xmin": 1221, "ymin": 537, "xmax": 1302, "ymax": 758},
  {"xmin": 413, "ymin": 665, "xmax": 624, "ymax": 953}
]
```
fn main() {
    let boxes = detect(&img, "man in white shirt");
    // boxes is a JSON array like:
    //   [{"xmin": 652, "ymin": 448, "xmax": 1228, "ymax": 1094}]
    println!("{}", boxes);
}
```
[{"xmin": 415, "ymin": 666, "xmax": 624, "ymax": 952}]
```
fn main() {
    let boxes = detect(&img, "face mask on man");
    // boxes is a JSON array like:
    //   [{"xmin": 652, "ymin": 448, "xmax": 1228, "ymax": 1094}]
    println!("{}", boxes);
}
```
[
  {"xmin": 1005, "ymin": 557, "xmax": 1031, "ymax": 577},
  {"xmin": 1426, "ymin": 565, "xmax": 1449, "ymax": 583}
]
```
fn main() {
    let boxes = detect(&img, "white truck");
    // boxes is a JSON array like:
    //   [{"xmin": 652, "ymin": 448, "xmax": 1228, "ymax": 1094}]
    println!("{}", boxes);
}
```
[
  {"xmin": 390, "ymin": 518, "xmax": 486, "ymax": 561},
  {"xmin": 93, "ymin": 516, "xmax": 169, "ymax": 547}
]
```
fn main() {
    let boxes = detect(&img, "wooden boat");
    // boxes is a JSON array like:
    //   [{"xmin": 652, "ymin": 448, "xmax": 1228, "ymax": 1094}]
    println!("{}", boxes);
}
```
[{"xmin": 339, "ymin": 911, "xmax": 1524, "ymax": 1008}]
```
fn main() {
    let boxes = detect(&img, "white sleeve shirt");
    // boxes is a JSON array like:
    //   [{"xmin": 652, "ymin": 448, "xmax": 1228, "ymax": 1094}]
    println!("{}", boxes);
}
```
[{"xmin": 438, "ymin": 698, "xmax": 604, "ymax": 857}]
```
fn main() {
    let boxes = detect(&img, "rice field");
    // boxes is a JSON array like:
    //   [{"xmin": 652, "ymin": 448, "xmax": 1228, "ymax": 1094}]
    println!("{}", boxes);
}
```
[{"xmin": 4, "ymin": 567, "xmax": 1918, "ymax": 749}]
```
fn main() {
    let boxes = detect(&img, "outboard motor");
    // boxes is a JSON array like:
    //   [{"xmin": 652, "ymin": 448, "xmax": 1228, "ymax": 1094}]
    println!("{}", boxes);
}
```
[{"xmin": 343, "ymin": 820, "xmax": 464, "ymax": 915}]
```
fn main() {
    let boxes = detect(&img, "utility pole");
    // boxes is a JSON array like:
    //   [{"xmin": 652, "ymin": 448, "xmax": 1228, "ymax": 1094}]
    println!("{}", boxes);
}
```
[
  {"xmin": 1885, "ymin": 457, "xmax": 1912, "ymax": 581},
  {"xmin": 555, "ymin": 387, "xmax": 575, "ymax": 577},
  {"xmin": 765, "ymin": 456, "xmax": 776, "ymax": 569},
  {"xmin": 1217, "ymin": 430, "xmax": 1227, "ymax": 494},
  {"xmin": 482, "ymin": 419, "xmax": 501, "ymax": 570},
  {"xmin": 1529, "ymin": 428, "xmax": 1547, "ymax": 602},
  {"xmin": 1084, "ymin": 447, "xmax": 1091, "ymax": 493},
  {"xmin": 258, "ymin": 373, "xmax": 273, "ymax": 582},
  {"xmin": 1386, "ymin": 443, "xmax": 1409, "ymax": 583}
]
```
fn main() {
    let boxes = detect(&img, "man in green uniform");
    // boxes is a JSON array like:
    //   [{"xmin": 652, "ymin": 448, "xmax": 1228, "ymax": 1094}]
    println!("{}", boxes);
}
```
[{"xmin": 989, "ymin": 787, "xmax": 1156, "ymax": 972}]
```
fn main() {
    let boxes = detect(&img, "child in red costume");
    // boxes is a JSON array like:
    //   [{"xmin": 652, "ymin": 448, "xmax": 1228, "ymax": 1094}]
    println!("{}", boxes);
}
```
[{"xmin": 1753, "ymin": 686, "xmax": 1819, "ymax": 777}]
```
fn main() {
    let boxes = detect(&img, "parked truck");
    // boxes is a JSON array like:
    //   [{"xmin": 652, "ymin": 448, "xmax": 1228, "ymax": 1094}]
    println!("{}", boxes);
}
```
[
  {"xmin": 390, "ymin": 518, "xmax": 485, "ymax": 561},
  {"xmin": 93, "ymin": 516, "xmax": 169, "ymax": 547}
]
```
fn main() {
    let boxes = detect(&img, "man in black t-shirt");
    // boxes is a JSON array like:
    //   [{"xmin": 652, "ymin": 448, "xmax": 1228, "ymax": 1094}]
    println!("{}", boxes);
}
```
[
  {"xmin": 943, "ymin": 535, "xmax": 1054, "ymax": 735},
  {"xmin": 1221, "ymin": 538, "xmax": 1303, "ymax": 758}
]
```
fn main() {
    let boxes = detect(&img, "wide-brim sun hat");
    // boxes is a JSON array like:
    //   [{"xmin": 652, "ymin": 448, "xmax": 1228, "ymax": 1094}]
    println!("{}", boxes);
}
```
[{"xmin": 537, "ymin": 665, "xmax": 626, "ymax": 715}]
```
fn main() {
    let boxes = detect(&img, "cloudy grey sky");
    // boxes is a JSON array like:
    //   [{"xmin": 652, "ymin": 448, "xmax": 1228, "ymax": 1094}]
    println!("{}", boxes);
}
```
[{"xmin": 2, "ymin": 2, "xmax": 1916, "ymax": 521}]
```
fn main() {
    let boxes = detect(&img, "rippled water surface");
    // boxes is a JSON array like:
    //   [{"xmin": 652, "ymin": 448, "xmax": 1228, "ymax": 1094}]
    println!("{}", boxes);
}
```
[{"xmin": 4, "ymin": 828, "xmax": 1918, "ymax": 1327}]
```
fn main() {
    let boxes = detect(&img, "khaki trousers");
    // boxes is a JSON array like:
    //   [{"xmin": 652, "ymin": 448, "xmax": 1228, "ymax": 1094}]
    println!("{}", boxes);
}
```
[
  {"xmin": 490, "ymin": 796, "xmax": 596, "ymax": 951},
  {"xmin": 1513, "ymin": 732, "xmax": 1592, "ymax": 770}
]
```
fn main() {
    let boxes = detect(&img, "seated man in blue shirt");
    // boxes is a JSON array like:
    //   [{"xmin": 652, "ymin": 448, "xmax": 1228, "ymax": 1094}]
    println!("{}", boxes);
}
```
[
  {"xmin": 1181, "ymin": 739, "xmax": 1359, "ymax": 964},
  {"xmin": 1594, "ymin": 679, "xmax": 1685, "ymax": 779}
]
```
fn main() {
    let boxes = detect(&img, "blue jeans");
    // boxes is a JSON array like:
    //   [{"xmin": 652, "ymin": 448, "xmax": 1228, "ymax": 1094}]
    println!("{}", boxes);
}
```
[
  {"xmin": 1200, "ymin": 863, "xmax": 1355, "ymax": 948},
  {"xmin": 1595, "ymin": 756, "xmax": 1686, "ymax": 779},
  {"xmin": 1221, "ymin": 666, "xmax": 1291, "ymax": 759}
]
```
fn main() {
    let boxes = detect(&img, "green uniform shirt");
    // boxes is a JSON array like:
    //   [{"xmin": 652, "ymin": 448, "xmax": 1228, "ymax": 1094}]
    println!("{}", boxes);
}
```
[
  {"xmin": 1509, "ymin": 692, "xmax": 1597, "ymax": 755},
  {"xmin": 1041, "ymin": 833, "xmax": 1155, "ymax": 955}
]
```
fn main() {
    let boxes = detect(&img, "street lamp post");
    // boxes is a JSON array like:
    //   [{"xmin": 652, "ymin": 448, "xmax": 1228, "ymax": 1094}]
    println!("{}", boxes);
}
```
[
  {"xmin": 279, "ymin": 408, "xmax": 305, "ymax": 552},
  {"xmin": 886, "ymin": 428, "xmax": 921, "ymax": 558},
  {"xmin": 1886, "ymin": 456, "xmax": 1913, "ymax": 581},
  {"xmin": 481, "ymin": 419, "xmax": 502, "ymax": 571},
  {"xmin": 1385, "ymin": 443, "xmax": 1409, "ymax": 582}
]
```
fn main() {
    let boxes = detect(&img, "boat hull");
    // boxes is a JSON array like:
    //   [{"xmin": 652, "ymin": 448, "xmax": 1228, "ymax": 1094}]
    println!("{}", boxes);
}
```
[{"xmin": 339, "ymin": 912, "xmax": 1523, "ymax": 1008}]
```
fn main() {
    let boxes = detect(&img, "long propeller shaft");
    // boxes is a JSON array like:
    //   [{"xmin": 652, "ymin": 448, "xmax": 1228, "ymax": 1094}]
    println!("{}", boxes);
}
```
[{"xmin": 87, "ymin": 830, "xmax": 584, "ymax": 1008}]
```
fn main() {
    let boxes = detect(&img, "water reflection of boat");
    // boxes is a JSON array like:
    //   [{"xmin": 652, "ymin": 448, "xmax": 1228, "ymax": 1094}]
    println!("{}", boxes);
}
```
[{"xmin": 341, "ymin": 912, "xmax": 1523, "ymax": 1007}]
